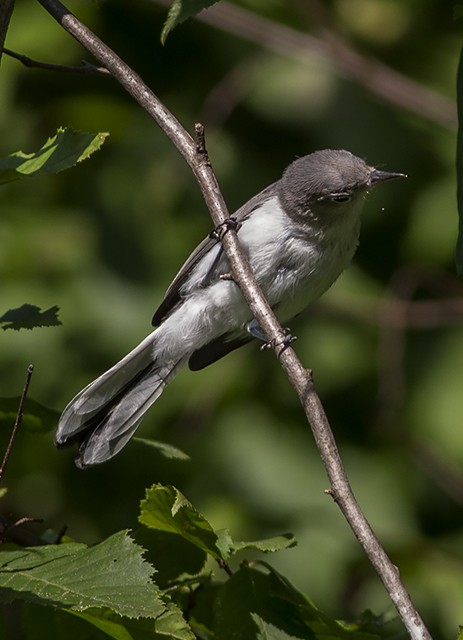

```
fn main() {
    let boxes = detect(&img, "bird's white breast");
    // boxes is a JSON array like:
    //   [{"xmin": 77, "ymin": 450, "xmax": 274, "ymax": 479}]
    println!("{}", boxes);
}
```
[{"xmin": 238, "ymin": 195, "xmax": 362, "ymax": 321}]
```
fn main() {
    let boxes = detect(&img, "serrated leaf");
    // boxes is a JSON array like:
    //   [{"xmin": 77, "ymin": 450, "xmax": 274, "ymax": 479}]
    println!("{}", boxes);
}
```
[
  {"xmin": 214, "ymin": 563, "xmax": 388, "ymax": 640},
  {"xmin": 139, "ymin": 484, "xmax": 226, "ymax": 560},
  {"xmin": 456, "ymin": 47, "xmax": 463, "ymax": 274},
  {"xmin": 151, "ymin": 601, "xmax": 196, "ymax": 639},
  {"xmin": 0, "ymin": 530, "xmax": 162, "ymax": 618},
  {"xmin": 133, "ymin": 438, "xmax": 190, "ymax": 461},
  {"xmin": 0, "ymin": 127, "xmax": 108, "ymax": 185},
  {"xmin": 161, "ymin": 0, "xmax": 220, "ymax": 44},
  {"xmin": 0, "ymin": 397, "xmax": 60, "ymax": 433},
  {"xmin": 139, "ymin": 485, "xmax": 297, "ymax": 565},
  {"xmin": 0, "ymin": 304, "xmax": 61, "ymax": 330},
  {"xmin": 231, "ymin": 533, "xmax": 297, "ymax": 555}
]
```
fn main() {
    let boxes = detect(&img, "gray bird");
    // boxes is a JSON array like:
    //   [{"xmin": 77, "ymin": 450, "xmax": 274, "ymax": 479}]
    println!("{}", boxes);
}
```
[{"xmin": 56, "ymin": 149, "xmax": 405, "ymax": 467}]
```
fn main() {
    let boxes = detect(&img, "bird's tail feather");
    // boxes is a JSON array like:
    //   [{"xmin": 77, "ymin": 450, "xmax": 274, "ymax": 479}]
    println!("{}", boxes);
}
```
[{"xmin": 56, "ymin": 332, "xmax": 186, "ymax": 467}]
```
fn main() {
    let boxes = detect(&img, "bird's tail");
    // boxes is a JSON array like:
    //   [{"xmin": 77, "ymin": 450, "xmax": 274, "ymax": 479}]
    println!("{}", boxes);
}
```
[{"xmin": 55, "ymin": 332, "xmax": 186, "ymax": 467}]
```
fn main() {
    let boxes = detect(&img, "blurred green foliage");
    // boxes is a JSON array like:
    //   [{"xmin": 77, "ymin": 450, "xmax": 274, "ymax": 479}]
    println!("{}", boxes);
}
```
[{"xmin": 0, "ymin": 0, "xmax": 462, "ymax": 637}]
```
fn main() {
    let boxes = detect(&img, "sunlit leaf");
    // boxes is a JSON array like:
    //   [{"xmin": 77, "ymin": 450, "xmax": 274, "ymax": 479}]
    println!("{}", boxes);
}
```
[
  {"xmin": 0, "ymin": 127, "xmax": 108, "ymax": 185},
  {"xmin": 0, "ymin": 531, "xmax": 161, "ymax": 619},
  {"xmin": 139, "ymin": 484, "xmax": 227, "ymax": 559}
]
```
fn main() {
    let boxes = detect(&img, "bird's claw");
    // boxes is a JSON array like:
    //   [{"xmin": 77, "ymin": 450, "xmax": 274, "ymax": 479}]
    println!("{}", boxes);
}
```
[
  {"xmin": 260, "ymin": 328, "xmax": 297, "ymax": 355},
  {"xmin": 210, "ymin": 216, "xmax": 240, "ymax": 241}
]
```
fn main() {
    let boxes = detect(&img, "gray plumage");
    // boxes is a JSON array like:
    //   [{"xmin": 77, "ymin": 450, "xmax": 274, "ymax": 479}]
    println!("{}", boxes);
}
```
[{"xmin": 56, "ymin": 149, "xmax": 404, "ymax": 467}]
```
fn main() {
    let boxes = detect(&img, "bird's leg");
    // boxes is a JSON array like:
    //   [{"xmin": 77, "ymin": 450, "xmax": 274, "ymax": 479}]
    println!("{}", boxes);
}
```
[
  {"xmin": 206, "ymin": 217, "xmax": 242, "ymax": 285},
  {"xmin": 209, "ymin": 216, "xmax": 241, "ymax": 241},
  {"xmin": 246, "ymin": 319, "xmax": 297, "ymax": 354}
]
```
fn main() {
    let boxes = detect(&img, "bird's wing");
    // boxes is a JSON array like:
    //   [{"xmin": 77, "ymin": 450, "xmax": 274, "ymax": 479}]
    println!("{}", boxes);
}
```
[
  {"xmin": 188, "ymin": 334, "xmax": 253, "ymax": 370},
  {"xmin": 152, "ymin": 182, "xmax": 279, "ymax": 327}
]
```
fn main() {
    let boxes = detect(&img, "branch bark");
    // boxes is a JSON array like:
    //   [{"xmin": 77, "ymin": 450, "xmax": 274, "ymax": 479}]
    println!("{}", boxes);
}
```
[
  {"xmin": 0, "ymin": 0, "xmax": 15, "ymax": 66},
  {"xmin": 35, "ymin": 2, "xmax": 432, "ymax": 638},
  {"xmin": 3, "ymin": 47, "xmax": 110, "ymax": 74}
]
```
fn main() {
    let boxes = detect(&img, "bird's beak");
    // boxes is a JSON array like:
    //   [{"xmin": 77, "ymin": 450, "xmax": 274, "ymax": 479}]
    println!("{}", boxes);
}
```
[{"xmin": 369, "ymin": 169, "xmax": 407, "ymax": 185}]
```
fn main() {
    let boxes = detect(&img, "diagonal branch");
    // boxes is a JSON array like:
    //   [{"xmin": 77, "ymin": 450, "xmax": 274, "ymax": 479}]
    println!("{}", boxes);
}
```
[{"xmin": 35, "ymin": 2, "xmax": 432, "ymax": 638}]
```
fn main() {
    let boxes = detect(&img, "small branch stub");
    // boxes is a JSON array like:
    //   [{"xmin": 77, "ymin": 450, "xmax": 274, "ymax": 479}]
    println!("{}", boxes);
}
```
[{"xmin": 194, "ymin": 122, "xmax": 209, "ymax": 163}]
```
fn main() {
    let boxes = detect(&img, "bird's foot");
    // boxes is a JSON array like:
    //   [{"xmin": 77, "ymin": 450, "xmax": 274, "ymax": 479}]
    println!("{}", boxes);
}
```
[
  {"xmin": 260, "ymin": 327, "xmax": 297, "ymax": 354},
  {"xmin": 209, "ymin": 216, "xmax": 240, "ymax": 241}
]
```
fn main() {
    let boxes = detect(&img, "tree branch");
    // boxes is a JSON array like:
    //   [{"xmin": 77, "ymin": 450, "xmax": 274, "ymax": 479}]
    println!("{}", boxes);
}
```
[
  {"xmin": 3, "ymin": 47, "xmax": 110, "ymax": 74},
  {"xmin": 0, "ymin": 364, "xmax": 34, "ymax": 481},
  {"xmin": 35, "ymin": 2, "xmax": 432, "ymax": 638},
  {"xmin": 0, "ymin": 0, "xmax": 15, "ymax": 66}
]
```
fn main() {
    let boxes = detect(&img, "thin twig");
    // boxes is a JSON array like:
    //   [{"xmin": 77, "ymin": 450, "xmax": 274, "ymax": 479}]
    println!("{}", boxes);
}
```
[
  {"xmin": 0, "ymin": 515, "xmax": 45, "ymax": 546},
  {"xmin": 0, "ymin": 364, "xmax": 34, "ymax": 481},
  {"xmin": 3, "ymin": 47, "xmax": 110, "ymax": 74},
  {"xmin": 35, "ymin": 2, "xmax": 432, "ymax": 638}
]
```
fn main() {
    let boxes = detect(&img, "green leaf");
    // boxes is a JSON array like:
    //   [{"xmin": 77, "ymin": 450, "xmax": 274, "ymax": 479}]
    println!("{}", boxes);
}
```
[
  {"xmin": 139, "ymin": 485, "xmax": 297, "ymax": 564},
  {"xmin": 454, "ymin": 4, "xmax": 463, "ymax": 20},
  {"xmin": 252, "ymin": 615, "xmax": 297, "ymax": 640},
  {"xmin": 71, "ymin": 600, "xmax": 195, "ymax": 640},
  {"xmin": 456, "ymin": 47, "xmax": 463, "ymax": 274},
  {"xmin": 161, "ymin": 0, "xmax": 220, "ymax": 44},
  {"xmin": 133, "ymin": 438, "xmax": 190, "ymax": 461},
  {"xmin": 213, "ymin": 564, "xmax": 307, "ymax": 640},
  {"xmin": 135, "ymin": 529, "xmax": 207, "ymax": 587},
  {"xmin": 0, "ymin": 304, "xmax": 61, "ymax": 330},
  {"xmin": 0, "ymin": 397, "xmax": 60, "ymax": 433},
  {"xmin": 150, "ymin": 600, "xmax": 196, "ymax": 639},
  {"xmin": 0, "ymin": 127, "xmax": 108, "ymax": 185},
  {"xmin": 0, "ymin": 530, "xmax": 162, "ymax": 618},
  {"xmin": 231, "ymin": 533, "xmax": 297, "ymax": 555},
  {"xmin": 139, "ymin": 484, "xmax": 227, "ymax": 560},
  {"xmin": 213, "ymin": 563, "xmax": 390, "ymax": 640},
  {"xmin": 67, "ymin": 609, "xmax": 135, "ymax": 640},
  {"xmin": 23, "ymin": 604, "xmax": 111, "ymax": 640}
]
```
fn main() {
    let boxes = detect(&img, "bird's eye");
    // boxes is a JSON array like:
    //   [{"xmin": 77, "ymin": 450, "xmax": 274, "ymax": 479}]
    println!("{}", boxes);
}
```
[{"xmin": 331, "ymin": 193, "xmax": 352, "ymax": 203}]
